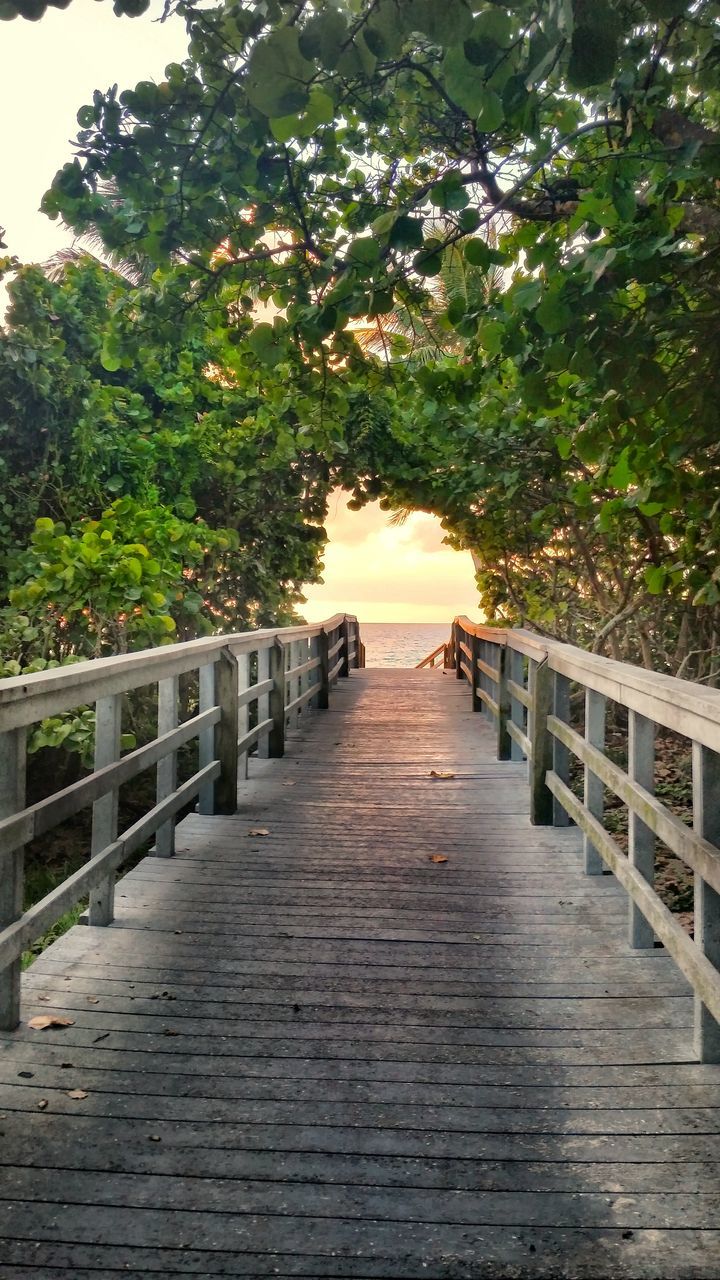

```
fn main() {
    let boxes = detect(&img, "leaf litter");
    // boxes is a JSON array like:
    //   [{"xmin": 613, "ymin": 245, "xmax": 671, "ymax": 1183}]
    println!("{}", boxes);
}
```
[{"xmin": 28, "ymin": 1015, "xmax": 75, "ymax": 1031}]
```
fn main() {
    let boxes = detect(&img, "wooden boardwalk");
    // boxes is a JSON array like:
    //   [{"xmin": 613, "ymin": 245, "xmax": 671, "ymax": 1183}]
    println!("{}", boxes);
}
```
[{"xmin": 0, "ymin": 667, "xmax": 719, "ymax": 1278}]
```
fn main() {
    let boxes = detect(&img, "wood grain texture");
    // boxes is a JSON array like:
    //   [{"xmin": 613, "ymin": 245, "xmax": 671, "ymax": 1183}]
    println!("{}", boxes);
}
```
[{"xmin": 0, "ymin": 667, "xmax": 719, "ymax": 1278}]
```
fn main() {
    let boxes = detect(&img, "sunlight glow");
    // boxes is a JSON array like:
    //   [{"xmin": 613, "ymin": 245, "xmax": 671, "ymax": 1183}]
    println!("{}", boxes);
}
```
[{"xmin": 302, "ymin": 492, "xmax": 481, "ymax": 624}]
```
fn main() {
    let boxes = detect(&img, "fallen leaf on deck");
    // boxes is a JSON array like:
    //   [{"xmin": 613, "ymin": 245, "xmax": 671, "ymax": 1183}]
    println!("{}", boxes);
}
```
[
  {"xmin": 148, "ymin": 1134, "xmax": 161, "ymax": 1142},
  {"xmin": 248, "ymin": 828, "xmax": 270, "ymax": 836},
  {"xmin": 86, "ymin": 997, "xmax": 100, "ymax": 1004},
  {"xmin": 36, "ymin": 994, "xmax": 50, "ymax": 1003},
  {"xmin": 28, "ymin": 1015, "xmax": 75, "ymax": 1031},
  {"xmin": 37, "ymin": 1099, "xmax": 49, "ymax": 1111},
  {"xmin": 429, "ymin": 770, "xmax": 455, "ymax": 780},
  {"xmin": 67, "ymin": 1089, "xmax": 88, "ymax": 1100},
  {"xmin": 163, "ymin": 1028, "xmax": 180, "ymax": 1037},
  {"xmin": 428, "ymin": 855, "xmax": 449, "ymax": 864}
]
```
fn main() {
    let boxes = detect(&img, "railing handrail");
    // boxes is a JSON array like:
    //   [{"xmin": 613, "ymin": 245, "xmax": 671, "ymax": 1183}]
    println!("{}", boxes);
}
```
[
  {"xmin": 0, "ymin": 613, "xmax": 354, "ymax": 730},
  {"xmin": 0, "ymin": 612, "xmax": 362, "ymax": 1030},
  {"xmin": 446, "ymin": 614, "xmax": 720, "ymax": 1064},
  {"xmin": 452, "ymin": 617, "xmax": 720, "ymax": 755},
  {"xmin": 415, "ymin": 643, "xmax": 447, "ymax": 670}
]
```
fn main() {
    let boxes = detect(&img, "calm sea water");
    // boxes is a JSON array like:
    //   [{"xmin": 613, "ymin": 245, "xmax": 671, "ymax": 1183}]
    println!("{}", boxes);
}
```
[{"xmin": 360, "ymin": 622, "xmax": 451, "ymax": 668}]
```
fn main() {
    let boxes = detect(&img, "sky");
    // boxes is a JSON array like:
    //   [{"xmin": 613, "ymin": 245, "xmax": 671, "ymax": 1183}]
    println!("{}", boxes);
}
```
[{"xmin": 1, "ymin": 2, "xmax": 481, "ymax": 625}]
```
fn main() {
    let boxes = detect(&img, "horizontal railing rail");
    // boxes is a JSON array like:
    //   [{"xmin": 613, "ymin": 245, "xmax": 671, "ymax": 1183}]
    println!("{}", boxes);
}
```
[
  {"xmin": 0, "ymin": 613, "xmax": 362, "ymax": 1030},
  {"xmin": 415, "ymin": 643, "xmax": 449, "ymax": 670},
  {"xmin": 437, "ymin": 615, "xmax": 720, "ymax": 1064}
]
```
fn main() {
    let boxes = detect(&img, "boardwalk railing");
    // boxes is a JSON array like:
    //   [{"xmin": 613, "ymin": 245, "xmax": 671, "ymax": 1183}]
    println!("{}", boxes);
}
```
[
  {"xmin": 0, "ymin": 613, "xmax": 362, "ymax": 1030},
  {"xmin": 415, "ymin": 642, "xmax": 449, "ymax": 670},
  {"xmin": 426, "ymin": 616, "xmax": 720, "ymax": 1063}
]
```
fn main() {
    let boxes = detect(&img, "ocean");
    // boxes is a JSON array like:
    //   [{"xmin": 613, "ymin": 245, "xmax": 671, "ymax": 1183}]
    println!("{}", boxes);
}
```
[{"xmin": 359, "ymin": 622, "xmax": 452, "ymax": 668}]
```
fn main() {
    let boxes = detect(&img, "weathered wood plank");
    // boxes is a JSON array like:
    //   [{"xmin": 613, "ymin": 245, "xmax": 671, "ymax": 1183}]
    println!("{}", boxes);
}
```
[{"xmin": 0, "ymin": 666, "xmax": 718, "ymax": 1280}]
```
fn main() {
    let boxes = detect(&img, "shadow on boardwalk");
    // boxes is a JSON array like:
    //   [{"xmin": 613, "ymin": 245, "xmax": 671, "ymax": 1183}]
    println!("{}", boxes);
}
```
[{"xmin": 0, "ymin": 669, "xmax": 718, "ymax": 1277}]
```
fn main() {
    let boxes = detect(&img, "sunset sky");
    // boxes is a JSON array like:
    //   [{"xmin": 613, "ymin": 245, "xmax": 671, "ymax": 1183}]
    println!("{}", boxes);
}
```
[{"xmin": 2, "ymin": 3, "xmax": 481, "ymax": 624}]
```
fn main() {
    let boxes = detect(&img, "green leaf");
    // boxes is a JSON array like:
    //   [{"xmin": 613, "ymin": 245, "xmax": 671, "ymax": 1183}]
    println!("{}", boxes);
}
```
[
  {"xmin": 567, "ymin": 2, "xmax": 622, "ymax": 89},
  {"xmin": 100, "ymin": 341, "xmax": 121, "ymax": 373},
  {"xmin": 442, "ymin": 48, "xmax": 489, "ymax": 117},
  {"xmin": 458, "ymin": 208, "xmax": 481, "ymax": 233},
  {"xmin": 478, "ymin": 320, "xmax": 504, "ymax": 355},
  {"xmin": 248, "ymin": 322, "xmax": 283, "ymax": 366},
  {"xmin": 429, "ymin": 176, "xmax": 468, "ymax": 211},
  {"xmin": 270, "ymin": 114, "xmax": 301, "ymax": 143},
  {"xmin": 644, "ymin": 565, "xmax": 667, "ymax": 594},
  {"xmin": 447, "ymin": 297, "xmax": 467, "ymax": 326},
  {"xmin": 299, "ymin": 10, "xmax": 349, "ymax": 67},
  {"xmin": 475, "ymin": 87, "xmax": 504, "ymax": 133},
  {"xmin": 412, "ymin": 0, "xmax": 474, "ymax": 45},
  {"xmin": 347, "ymin": 237, "xmax": 381, "ymax": 269},
  {"xmin": 607, "ymin": 448, "xmax": 634, "ymax": 490},
  {"xmin": 246, "ymin": 28, "xmax": 312, "ymax": 117},
  {"xmin": 305, "ymin": 89, "xmax": 335, "ymax": 130},
  {"xmin": 464, "ymin": 238, "xmax": 492, "ymax": 268},
  {"xmin": 555, "ymin": 435, "xmax": 573, "ymax": 459},
  {"xmin": 413, "ymin": 251, "xmax": 443, "ymax": 277},
  {"xmin": 536, "ymin": 293, "xmax": 573, "ymax": 334},
  {"xmin": 389, "ymin": 216, "xmax": 424, "ymax": 251}
]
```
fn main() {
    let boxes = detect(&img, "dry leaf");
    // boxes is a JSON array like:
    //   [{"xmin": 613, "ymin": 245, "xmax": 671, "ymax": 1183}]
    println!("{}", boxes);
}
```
[
  {"xmin": 429, "ymin": 855, "xmax": 449, "ymax": 864},
  {"xmin": 37, "ymin": 994, "xmax": 50, "ymax": 1003},
  {"xmin": 248, "ymin": 827, "xmax": 270, "ymax": 836},
  {"xmin": 86, "ymin": 997, "xmax": 100, "ymax": 1005},
  {"xmin": 28, "ymin": 1015, "xmax": 75, "ymax": 1031},
  {"xmin": 148, "ymin": 1134, "xmax": 161, "ymax": 1142},
  {"xmin": 163, "ymin": 1028, "xmax": 180, "ymax": 1037},
  {"xmin": 37, "ymin": 1099, "xmax": 49, "ymax": 1111},
  {"xmin": 67, "ymin": 1089, "xmax": 88, "ymax": 1100},
  {"xmin": 429, "ymin": 770, "xmax": 455, "ymax": 780}
]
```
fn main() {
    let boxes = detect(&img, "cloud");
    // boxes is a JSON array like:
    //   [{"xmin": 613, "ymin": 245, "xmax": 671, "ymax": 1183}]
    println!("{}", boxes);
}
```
[{"xmin": 303, "ymin": 492, "xmax": 480, "ymax": 623}]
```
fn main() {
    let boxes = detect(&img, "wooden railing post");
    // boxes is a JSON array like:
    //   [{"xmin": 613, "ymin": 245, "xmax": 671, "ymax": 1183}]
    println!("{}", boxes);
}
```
[
  {"xmin": 154, "ymin": 675, "xmax": 178, "ymax": 858},
  {"xmin": 256, "ymin": 645, "xmax": 271, "ymax": 758},
  {"xmin": 268, "ymin": 639, "xmax": 286, "ymax": 757},
  {"xmin": 552, "ymin": 672, "xmax": 571, "ymax": 827},
  {"xmin": 354, "ymin": 620, "xmax": 362, "ymax": 668},
  {"xmin": 692, "ymin": 743, "xmax": 720, "ymax": 1062},
  {"xmin": 213, "ymin": 649, "xmax": 239, "ymax": 815},
  {"xmin": 470, "ymin": 633, "xmax": 481, "ymax": 712},
  {"xmin": 529, "ymin": 659, "xmax": 553, "ymax": 825},
  {"xmin": 309, "ymin": 633, "xmax": 319, "ymax": 709},
  {"xmin": 628, "ymin": 709, "xmax": 656, "ymax": 948},
  {"xmin": 198, "ymin": 661, "xmax": 216, "ymax": 814},
  {"xmin": 509, "ymin": 647, "xmax": 524, "ymax": 761},
  {"xmin": 455, "ymin": 623, "xmax": 464, "ymax": 680},
  {"xmin": 236, "ymin": 652, "xmax": 250, "ymax": 781},
  {"xmin": 496, "ymin": 645, "xmax": 511, "ymax": 761},
  {"xmin": 316, "ymin": 630, "xmax": 330, "ymax": 709},
  {"xmin": 340, "ymin": 618, "xmax": 351, "ymax": 677},
  {"xmin": 287, "ymin": 640, "xmax": 298, "ymax": 729},
  {"xmin": 89, "ymin": 693, "xmax": 122, "ymax": 925},
  {"xmin": 584, "ymin": 688, "xmax": 606, "ymax": 875},
  {"xmin": 0, "ymin": 726, "xmax": 26, "ymax": 1029}
]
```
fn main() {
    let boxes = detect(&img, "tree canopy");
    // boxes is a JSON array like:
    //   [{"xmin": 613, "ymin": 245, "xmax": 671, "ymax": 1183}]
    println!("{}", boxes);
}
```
[{"xmin": 4, "ymin": 0, "xmax": 720, "ymax": 675}]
